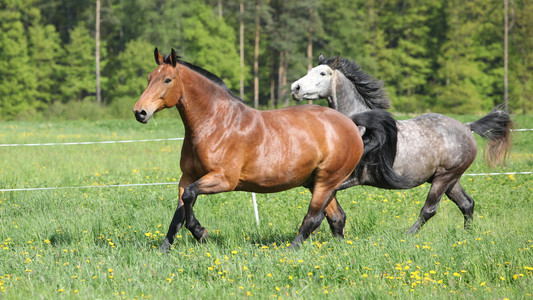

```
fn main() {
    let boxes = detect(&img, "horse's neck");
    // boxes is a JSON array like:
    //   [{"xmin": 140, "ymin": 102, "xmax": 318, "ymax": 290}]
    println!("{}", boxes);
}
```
[
  {"xmin": 178, "ymin": 66, "xmax": 242, "ymax": 133},
  {"xmin": 330, "ymin": 72, "xmax": 371, "ymax": 117}
]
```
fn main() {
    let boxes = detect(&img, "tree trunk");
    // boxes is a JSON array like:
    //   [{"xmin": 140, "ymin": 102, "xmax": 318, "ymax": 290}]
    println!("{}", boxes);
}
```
[
  {"xmin": 253, "ymin": 0, "xmax": 261, "ymax": 109},
  {"xmin": 95, "ymin": 0, "xmax": 101, "ymax": 105},
  {"xmin": 277, "ymin": 51, "xmax": 284, "ymax": 105},
  {"xmin": 307, "ymin": 7, "xmax": 313, "ymax": 104},
  {"xmin": 270, "ymin": 49, "xmax": 275, "ymax": 108},
  {"xmin": 504, "ymin": 0, "xmax": 509, "ymax": 112},
  {"xmin": 239, "ymin": 0, "xmax": 245, "ymax": 100},
  {"xmin": 282, "ymin": 57, "xmax": 288, "ymax": 106}
]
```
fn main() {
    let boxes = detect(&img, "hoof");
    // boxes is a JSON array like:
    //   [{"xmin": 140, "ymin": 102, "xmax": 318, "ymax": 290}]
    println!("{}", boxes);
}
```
[
  {"xmin": 287, "ymin": 242, "xmax": 300, "ymax": 250},
  {"xmin": 406, "ymin": 227, "xmax": 419, "ymax": 235},
  {"xmin": 197, "ymin": 228, "xmax": 209, "ymax": 243},
  {"xmin": 160, "ymin": 239, "xmax": 172, "ymax": 253}
]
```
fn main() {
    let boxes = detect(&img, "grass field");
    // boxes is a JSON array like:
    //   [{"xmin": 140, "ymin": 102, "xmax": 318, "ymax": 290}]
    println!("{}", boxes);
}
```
[{"xmin": 0, "ymin": 112, "xmax": 532, "ymax": 299}]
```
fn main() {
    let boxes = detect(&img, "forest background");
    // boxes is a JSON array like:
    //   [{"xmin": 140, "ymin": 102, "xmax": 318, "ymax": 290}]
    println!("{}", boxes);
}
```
[{"xmin": 1, "ymin": 0, "xmax": 532, "ymax": 121}]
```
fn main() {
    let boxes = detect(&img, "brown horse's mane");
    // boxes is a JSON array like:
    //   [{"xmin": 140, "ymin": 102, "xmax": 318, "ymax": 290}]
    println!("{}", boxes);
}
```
[{"xmin": 163, "ymin": 54, "xmax": 244, "ymax": 103}]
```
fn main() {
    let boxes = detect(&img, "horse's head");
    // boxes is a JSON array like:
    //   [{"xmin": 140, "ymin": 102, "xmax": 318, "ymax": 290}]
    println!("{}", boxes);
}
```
[
  {"xmin": 290, "ymin": 54, "xmax": 338, "ymax": 102},
  {"xmin": 133, "ymin": 48, "xmax": 182, "ymax": 124}
]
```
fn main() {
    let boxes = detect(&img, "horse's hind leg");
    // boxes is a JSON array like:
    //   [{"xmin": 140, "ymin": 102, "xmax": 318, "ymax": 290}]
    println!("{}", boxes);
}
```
[
  {"xmin": 407, "ymin": 175, "xmax": 455, "ymax": 234},
  {"xmin": 445, "ymin": 181, "xmax": 475, "ymax": 230},
  {"xmin": 307, "ymin": 187, "xmax": 346, "ymax": 237},
  {"xmin": 290, "ymin": 187, "xmax": 335, "ymax": 248},
  {"xmin": 324, "ymin": 196, "xmax": 346, "ymax": 237}
]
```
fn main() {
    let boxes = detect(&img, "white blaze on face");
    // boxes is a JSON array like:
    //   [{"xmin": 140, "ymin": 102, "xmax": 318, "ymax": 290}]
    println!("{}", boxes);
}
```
[{"xmin": 291, "ymin": 65, "xmax": 334, "ymax": 100}]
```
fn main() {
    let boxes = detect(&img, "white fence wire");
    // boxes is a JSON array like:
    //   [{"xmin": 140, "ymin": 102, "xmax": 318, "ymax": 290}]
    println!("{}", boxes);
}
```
[{"xmin": 1, "ymin": 130, "xmax": 531, "ymax": 226}]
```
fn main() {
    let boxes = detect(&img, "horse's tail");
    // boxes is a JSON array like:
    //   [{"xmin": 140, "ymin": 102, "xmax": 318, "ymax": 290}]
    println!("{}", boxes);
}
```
[
  {"xmin": 338, "ymin": 110, "xmax": 405, "ymax": 190},
  {"xmin": 466, "ymin": 108, "xmax": 513, "ymax": 167}
]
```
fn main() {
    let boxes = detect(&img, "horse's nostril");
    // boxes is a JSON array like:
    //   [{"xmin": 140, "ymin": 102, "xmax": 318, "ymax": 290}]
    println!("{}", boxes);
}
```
[
  {"xmin": 134, "ymin": 109, "xmax": 148, "ymax": 122},
  {"xmin": 295, "ymin": 84, "xmax": 300, "ymax": 92}
]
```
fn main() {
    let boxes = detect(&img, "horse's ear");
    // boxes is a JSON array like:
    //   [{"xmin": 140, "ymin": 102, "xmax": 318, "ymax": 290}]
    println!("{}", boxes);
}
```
[
  {"xmin": 154, "ymin": 47, "xmax": 164, "ymax": 65},
  {"xmin": 169, "ymin": 48, "xmax": 178, "ymax": 67},
  {"xmin": 332, "ymin": 53, "xmax": 341, "ymax": 69},
  {"xmin": 318, "ymin": 53, "xmax": 325, "ymax": 65}
]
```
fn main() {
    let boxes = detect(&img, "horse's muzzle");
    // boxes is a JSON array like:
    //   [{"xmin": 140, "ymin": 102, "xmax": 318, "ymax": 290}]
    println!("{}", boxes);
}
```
[{"xmin": 134, "ymin": 109, "xmax": 149, "ymax": 123}]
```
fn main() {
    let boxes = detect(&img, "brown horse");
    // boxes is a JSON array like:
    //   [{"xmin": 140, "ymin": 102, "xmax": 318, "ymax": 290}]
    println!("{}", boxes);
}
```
[{"xmin": 133, "ymin": 48, "xmax": 364, "ymax": 251}]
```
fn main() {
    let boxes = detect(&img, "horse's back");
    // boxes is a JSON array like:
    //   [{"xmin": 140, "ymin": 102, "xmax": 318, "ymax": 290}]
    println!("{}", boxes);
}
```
[{"xmin": 394, "ymin": 114, "xmax": 477, "ymax": 185}]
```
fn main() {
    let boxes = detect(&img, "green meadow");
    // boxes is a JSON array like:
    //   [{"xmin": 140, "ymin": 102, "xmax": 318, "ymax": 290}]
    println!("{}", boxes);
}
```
[{"xmin": 0, "ymin": 113, "xmax": 532, "ymax": 299}]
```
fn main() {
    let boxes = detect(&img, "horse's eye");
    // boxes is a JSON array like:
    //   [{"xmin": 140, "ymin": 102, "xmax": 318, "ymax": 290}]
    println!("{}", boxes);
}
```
[
  {"xmin": 164, "ymin": 78, "xmax": 172, "ymax": 84},
  {"xmin": 320, "ymin": 72, "xmax": 326, "ymax": 76}
]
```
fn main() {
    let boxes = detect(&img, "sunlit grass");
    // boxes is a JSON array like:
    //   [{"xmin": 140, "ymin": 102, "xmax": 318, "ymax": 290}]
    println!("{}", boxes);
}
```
[{"xmin": 0, "ymin": 116, "xmax": 532, "ymax": 298}]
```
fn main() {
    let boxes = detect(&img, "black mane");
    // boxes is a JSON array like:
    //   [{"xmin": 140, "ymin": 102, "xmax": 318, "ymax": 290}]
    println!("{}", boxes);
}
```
[
  {"xmin": 164, "ymin": 54, "xmax": 243, "ymax": 102},
  {"xmin": 322, "ymin": 56, "xmax": 390, "ymax": 110}
]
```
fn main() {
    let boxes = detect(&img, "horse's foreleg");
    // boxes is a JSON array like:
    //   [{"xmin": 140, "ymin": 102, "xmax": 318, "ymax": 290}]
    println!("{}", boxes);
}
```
[
  {"xmin": 324, "ymin": 196, "xmax": 346, "ymax": 238},
  {"xmin": 407, "ymin": 177, "xmax": 451, "ymax": 234},
  {"xmin": 182, "ymin": 171, "xmax": 235, "ymax": 242},
  {"xmin": 161, "ymin": 178, "xmax": 190, "ymax": 252},
  {"xmin": 290, "ymin": 187, "xmax": 334, "ymax": 248},
  {"xmin": 445, "ymin": 181, "xmax": 475, "ymax": 230}
]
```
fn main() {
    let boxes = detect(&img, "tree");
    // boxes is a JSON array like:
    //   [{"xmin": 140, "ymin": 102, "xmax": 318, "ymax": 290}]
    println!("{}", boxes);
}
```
[
  {"xmin": 371, "ymin": 0, "xmax": 437, "ymax": 112},
  {"xmin": 28, "ymin": 21, "xmax": 64, "ymax": 106},
  {"xmin": 253, "ymin": 0, "xmax": 261, "ymax": 108},
  {"xmin": 269, "ymin": 0, "xmax": 314, "ymax": 106},
  {"xmin": 96, "ymin": 0, "xmax": 102, "ymax": 104},
  {"xmin": 0, "ymin": 0, "xmax": 38, "ymax": 119},
  {"xmin": 510, "ymin": 0, "xmax": 533, "ymax": 114},
  {"xmin": 61, "ymin": 25, "xmax": 97, "ymax": 102},
  {"xmin": 317, "ymin": 0, "xmax": 372, "ymax": 69},
  {"xmin": 433, "ymin": 0, "xmax": 502, "ymax": 113},
  {"xmin": 108, "ymin": 39, "xmax": 155, "ymax": 117},
  {"xmin": 180, "ymin": 2, "xmax": 241, "ymax": 90}
]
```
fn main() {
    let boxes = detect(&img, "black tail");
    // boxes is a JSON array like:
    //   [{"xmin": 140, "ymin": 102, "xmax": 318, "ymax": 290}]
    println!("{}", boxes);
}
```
[
  {"xmin": 338, "ymin": 110, "xmax": 406, "ymax": 190},
  {"xmin": 466, "ymin": 108, "xmax": 513, "ymax": 167}
]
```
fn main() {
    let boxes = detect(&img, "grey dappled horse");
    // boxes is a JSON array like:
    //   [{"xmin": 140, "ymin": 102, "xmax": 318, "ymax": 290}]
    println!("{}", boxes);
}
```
[{"xmin": 291, "ymin": 54, "xmax": 513, "ymax": 234}]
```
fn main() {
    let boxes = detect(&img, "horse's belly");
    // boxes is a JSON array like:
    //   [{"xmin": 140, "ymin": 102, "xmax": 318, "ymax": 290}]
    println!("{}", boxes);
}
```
[
  {"xmin": 236, "ymin": 162, "xmax": 316, "ymax": 193},
  {"xmin": 393, "ymin": 116, "xmax": 476, "ymax": 185}
]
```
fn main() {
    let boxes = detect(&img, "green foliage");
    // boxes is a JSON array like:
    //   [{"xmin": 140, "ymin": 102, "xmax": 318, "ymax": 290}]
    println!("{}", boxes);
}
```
[
  {"xmin": 60, "ymin": 25, "xmax": 97, "ymax": 103},
  {"xmin": 28, "ymin": 23, "xmax": 64, "ymax": 106},
  {"xmin": 180, "ymin": 2, "xmax": 241, "ymax": 90},
  {"xmin": 0, "ymin": 1, "xmax": 37, "ymax": 120},
  {"xmin": 433, "ymin": 0, "xmax": 502, "ymax": 113},
  {"xmin": 1, "ymin": 0, "xmax": 533, "ymax": 119},
  {"xmin": 510, "ymin": 0, "xmax": 533, "ymax": 114},
  {"xmin": 107, "ymin": 39, "xmax": 155, "ymax": 118}
]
